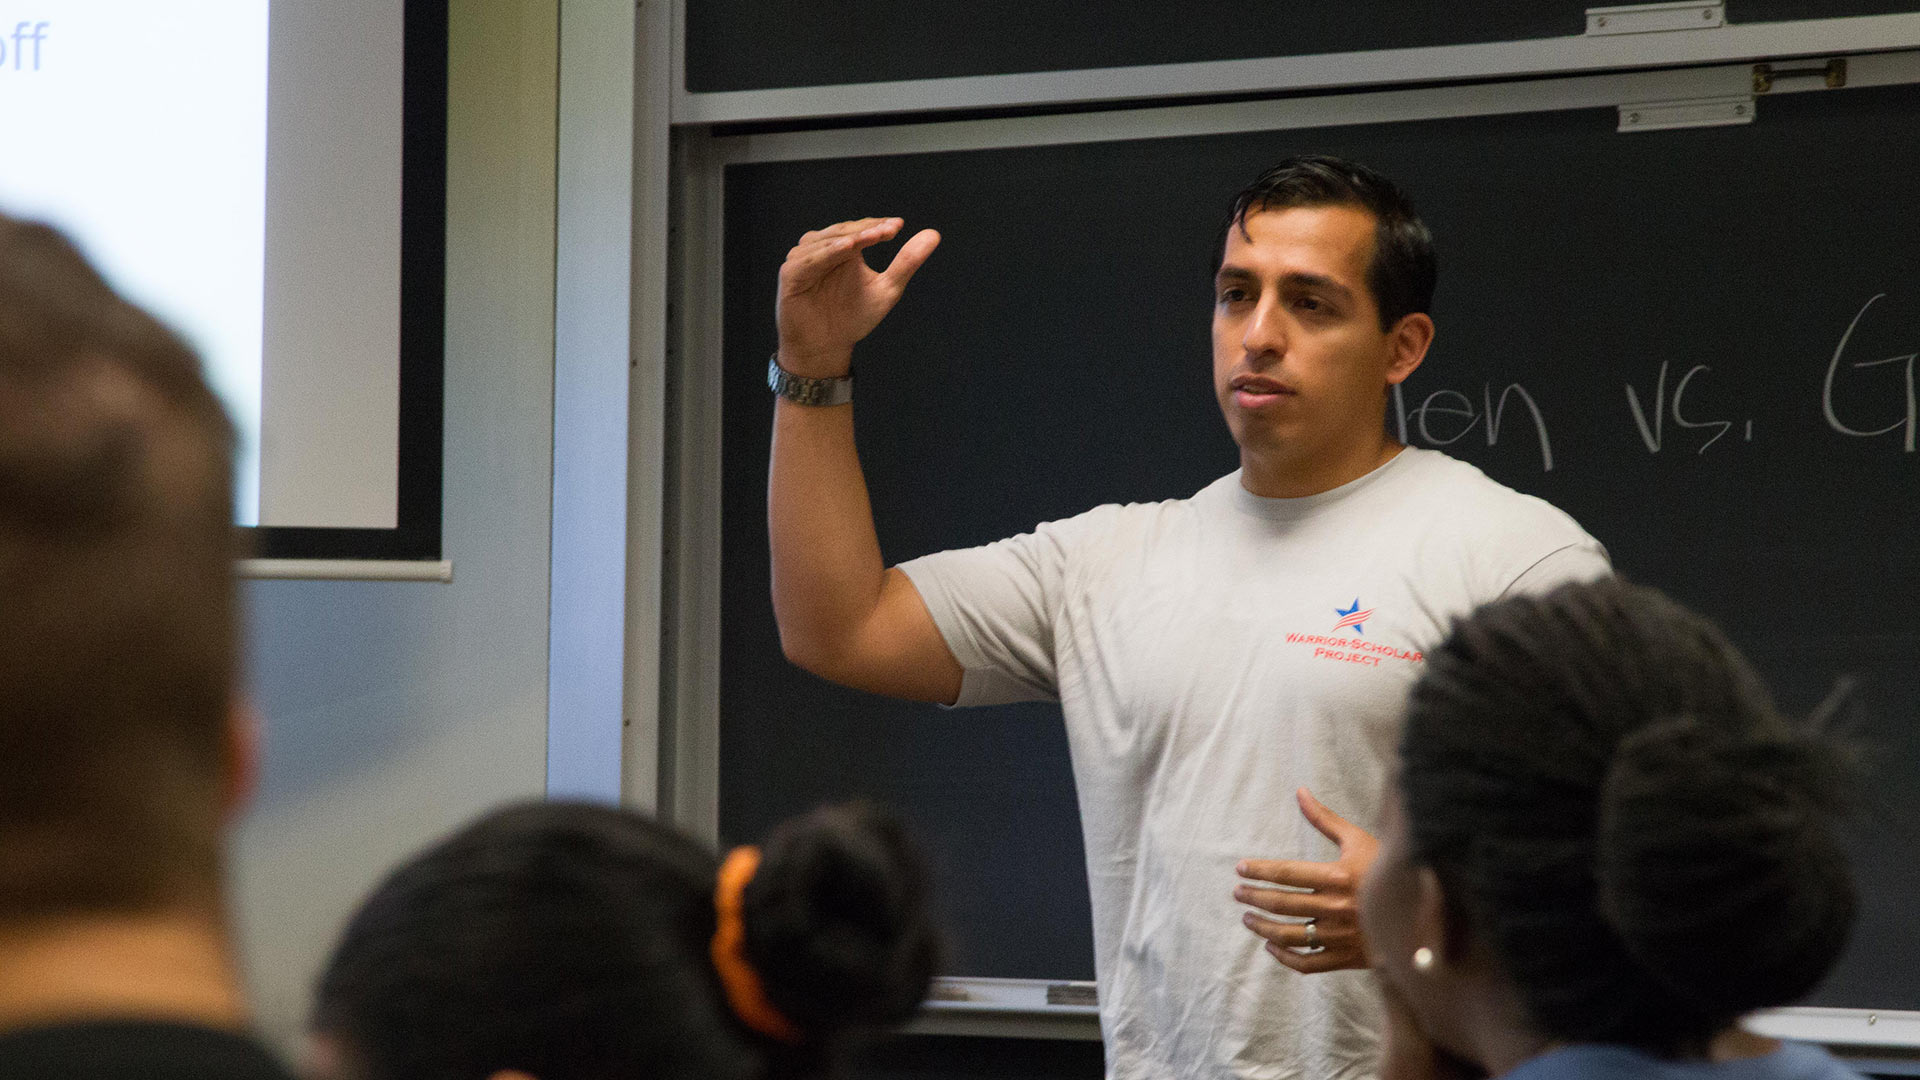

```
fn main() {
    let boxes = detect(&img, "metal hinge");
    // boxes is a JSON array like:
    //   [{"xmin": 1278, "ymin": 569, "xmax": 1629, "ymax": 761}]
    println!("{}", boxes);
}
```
[{"xmin": 1753, "ymin": 57, "xmax": 1847, "ymax": 94}]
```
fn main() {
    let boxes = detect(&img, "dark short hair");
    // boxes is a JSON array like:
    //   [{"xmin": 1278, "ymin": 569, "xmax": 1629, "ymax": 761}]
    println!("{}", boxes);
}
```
[
  {"xmin": 0, "ymin": 212, "xmax": 239, "ymax": 917},
  {"xmin": 1215, "ymin": 155, "xmax": 1437, "ymax": 331},
  {"xmin": 1399, "ymin": 579, "xmax": 1857, "ymax": 1052},
  {"xmin": 313, "ymin": 800, "xmax": 942, "ymax": 1080}
]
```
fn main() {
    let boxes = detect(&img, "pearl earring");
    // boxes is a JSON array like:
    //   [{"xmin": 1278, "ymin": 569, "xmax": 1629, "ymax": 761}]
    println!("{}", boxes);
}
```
[{"xmin": 1412, "ymin": 947, "xmax": 1436, "ymax": 972}]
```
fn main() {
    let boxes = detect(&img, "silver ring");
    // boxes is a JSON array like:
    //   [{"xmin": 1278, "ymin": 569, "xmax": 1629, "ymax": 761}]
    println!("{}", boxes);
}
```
[{"xmin": 1303, "ymin": 921, "xmax": 1321, "ymax": 950}]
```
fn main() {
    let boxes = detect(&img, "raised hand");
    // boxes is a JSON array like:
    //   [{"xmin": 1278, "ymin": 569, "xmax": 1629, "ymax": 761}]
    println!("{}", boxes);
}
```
[
  {"xmin": 775, "ymin": 217, "xmax": 941, "ymax": 377},
  {"xmin": 1234, "ymin": 787, "xmax": 1381, "ymax": 974}
]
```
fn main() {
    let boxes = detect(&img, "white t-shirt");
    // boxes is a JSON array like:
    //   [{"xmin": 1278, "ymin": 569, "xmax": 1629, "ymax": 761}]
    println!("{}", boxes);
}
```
[{"xmin": 897, "ymin": 447, "xmax": 1611, "ymax": 1080}]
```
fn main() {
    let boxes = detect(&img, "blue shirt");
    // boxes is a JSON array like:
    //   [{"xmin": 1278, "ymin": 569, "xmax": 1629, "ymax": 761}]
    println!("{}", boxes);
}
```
[{"xmin": 1506, "ymin": 1043, "xmax": 1864, "ymax": 1080}]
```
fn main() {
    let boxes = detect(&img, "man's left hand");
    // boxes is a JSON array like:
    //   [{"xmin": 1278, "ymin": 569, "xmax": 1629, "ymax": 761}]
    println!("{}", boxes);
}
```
[{"xmin": 1235, "ymin": 787, "xmax": 1380, "ymax": 974}]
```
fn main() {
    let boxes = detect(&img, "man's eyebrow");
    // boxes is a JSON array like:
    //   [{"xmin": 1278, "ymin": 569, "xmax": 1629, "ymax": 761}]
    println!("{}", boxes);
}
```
[
  {"xmin": 1282, "ymin": 271, "xmax": 1355, "ymax": 299},
  {"xmin": 1214, "ymin": 266, "xmax": 1255, "ymax": 284}
]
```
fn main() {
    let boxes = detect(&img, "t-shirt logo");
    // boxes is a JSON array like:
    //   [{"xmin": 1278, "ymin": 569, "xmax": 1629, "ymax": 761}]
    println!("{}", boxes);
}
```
[{"xmin": 1333, "ymin": 599, "xmax": 1374, "ymax": 635}]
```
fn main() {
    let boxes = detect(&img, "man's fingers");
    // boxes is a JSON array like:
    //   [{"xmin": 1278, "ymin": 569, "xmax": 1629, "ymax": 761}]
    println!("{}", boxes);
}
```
[
  {"xmin": 1297, "ymin": 787, "xmax": 1360, "ymax": 847},
  {"xmin": 881, "ymin": 228, "xmax": 941, "ymax": 289},
  {"xmin": 779, "ymin": 235, "xmax": 870, "ymax": 292},
  {"xmin": 786, "ymin": 219, "xmax": 902, "ymax": 265},
  {"xmin": 1242, "ymin": 910, "xmax": 1359, "ymax": 950},
  {"xmin": 797, "ymin": 217, "xmax": 896, "ymax": 245},
  {"xmin": 780, "ymin": 222, "xmax": 933, "ymax": 302},
  {"xmin": 1265, "ymin": 941, "xmax": 1362, "ymax": 975},
  {"xmin": 1237, "ymin": 858, "xmax": 1354, "ymax": 893},
  {"xmin": 1234, "ymin": 883, "xmax": 1342, "ymax": 921}
]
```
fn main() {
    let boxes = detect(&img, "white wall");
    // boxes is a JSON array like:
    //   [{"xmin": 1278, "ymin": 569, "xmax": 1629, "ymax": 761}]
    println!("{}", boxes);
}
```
[{"xmin": 230, "ymin": 0, "xmax": 560, "ymax": 1048}]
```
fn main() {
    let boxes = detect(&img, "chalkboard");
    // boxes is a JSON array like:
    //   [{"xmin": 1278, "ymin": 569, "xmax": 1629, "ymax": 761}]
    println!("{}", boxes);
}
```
[
  {"xmin": 686, "ymin": 1, "xmax": 1917, "ymax": 93},
  {"xmin": 718, "ymin": 81, "xmax": 1920, "ymax": 1003}
]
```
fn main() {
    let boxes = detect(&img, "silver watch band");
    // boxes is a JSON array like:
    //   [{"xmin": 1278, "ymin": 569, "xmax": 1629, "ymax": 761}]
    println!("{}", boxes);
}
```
[{"xmin": 767, "ymin": 353, "xmax": 853, "ymax": 407}]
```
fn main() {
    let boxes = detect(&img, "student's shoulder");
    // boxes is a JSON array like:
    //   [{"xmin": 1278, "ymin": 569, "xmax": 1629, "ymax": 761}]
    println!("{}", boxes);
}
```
[
  {"xmin": 0, "ymin": 1021, "xmax": 295, "ymax": 1080},
  {"xmin": 1763, "ymin": 1041, "xmax": 1871, "ymax": 1080},
  {"xmin": 1508, "ymin": 1042, "xmax": 1864, "ymax": 1080}
]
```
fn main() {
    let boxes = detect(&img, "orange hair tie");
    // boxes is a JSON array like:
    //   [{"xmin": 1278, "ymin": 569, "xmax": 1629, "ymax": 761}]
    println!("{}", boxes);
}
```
[{"xmin": 712, "ymin": 846, "xmax": 806, "ymax": 1045}]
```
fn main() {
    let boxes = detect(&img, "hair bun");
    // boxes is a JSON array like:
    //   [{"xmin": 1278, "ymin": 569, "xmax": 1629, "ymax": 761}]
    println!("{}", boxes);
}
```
[
  {"xmin": 1595, "ymin": 714, "xmax": 1857, "ymax": 1018},
  {"xmin": 740, "ymin": 802, "xmax": 941, "ymax": 1040}
]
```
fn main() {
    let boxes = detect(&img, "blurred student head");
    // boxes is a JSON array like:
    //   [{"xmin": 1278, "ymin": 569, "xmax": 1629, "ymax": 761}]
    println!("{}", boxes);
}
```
[
  {"xmin": 309, "ymin": 800, "xmax": 941, "ymax": 1080},
  {"xmin": 1360, "ymin": 578, "xmax": 1857, "ymax": 1070},
  {"xmin": 0, "ymin": 211, "xmax": 245, "ymax": 923}
]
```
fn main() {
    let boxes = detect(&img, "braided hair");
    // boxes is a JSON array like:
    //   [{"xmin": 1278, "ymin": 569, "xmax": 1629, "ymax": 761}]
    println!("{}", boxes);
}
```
[
  {"xmin": 1400, "ymin": 578, "xmax": 1857, "ymax": 1053},
  {"xmin": 313, "ymin": 800, "xmax": 941, "ymax": 1080}
]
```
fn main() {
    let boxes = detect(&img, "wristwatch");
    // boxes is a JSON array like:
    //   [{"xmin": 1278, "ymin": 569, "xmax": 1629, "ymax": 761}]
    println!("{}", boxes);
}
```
[{"xmin": 767, "ymin": 353, "xmax": 853, "ymax": 407}]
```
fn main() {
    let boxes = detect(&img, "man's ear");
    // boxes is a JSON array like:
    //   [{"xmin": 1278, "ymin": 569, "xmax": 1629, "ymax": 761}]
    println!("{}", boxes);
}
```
[
  {"xmin": 1385, "ymin": 313, "xmax": 1435, "ymax": 387},
  {"xmin": 222, "ymin": 697, "xmax": 260, "ymax": 822}
]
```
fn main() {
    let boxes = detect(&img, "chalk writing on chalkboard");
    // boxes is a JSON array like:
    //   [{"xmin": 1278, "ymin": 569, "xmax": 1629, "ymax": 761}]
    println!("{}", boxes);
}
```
[
  {"xmin": 1393, "ymin": 382, "xmax": 1554, "ymax": 471},
  {"xmin": 1624, "ymin": 361, "xmax": 1744, "ymax": 456},
  {"xmin": 1826, "ymin": 293, "xmax": 1918, "ymax": 453},
  {"xmin": 1394, "ymin": 292, "xmax": 1918, "ymax": 470}
]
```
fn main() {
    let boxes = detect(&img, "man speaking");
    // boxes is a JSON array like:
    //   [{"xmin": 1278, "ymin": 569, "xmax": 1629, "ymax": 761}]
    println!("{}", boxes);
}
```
[{"xmin": 764, "ymin": 156, "xmax": 1609, "ymax": 1080}]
